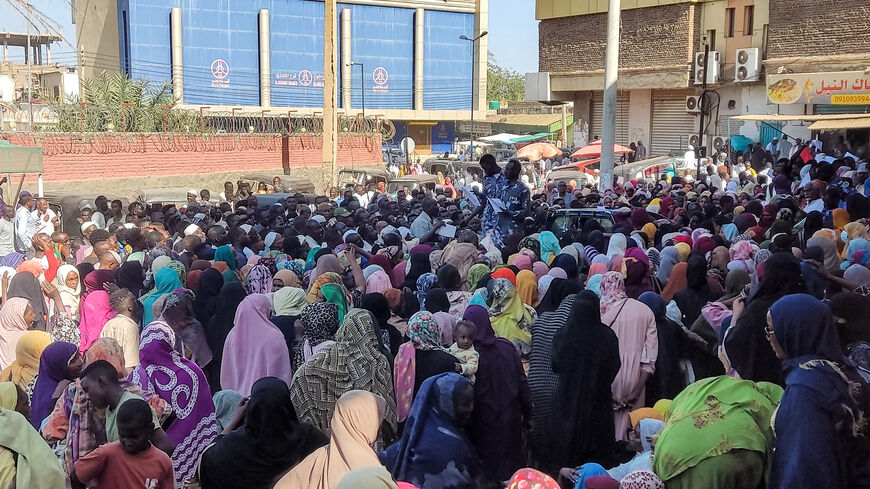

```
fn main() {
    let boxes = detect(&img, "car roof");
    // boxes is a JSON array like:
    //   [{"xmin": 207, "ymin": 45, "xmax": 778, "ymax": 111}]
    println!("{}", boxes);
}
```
[
  {"xmin": 337, "ymin": 167, "xmax": 391, "ymax": 178},
  {"xmin": 390, "ymin": 174, "xmax": 440, "ymax": 184},
  {"xmin": 237, "ymin": 173, "xmax": 316, "ymax": 193},
  {"xmin": 137, "ymin": 188, "xmax": 221, "ymax": 205},
  {"xmin": 43, "ymin": 192, "xmax": 129, "ymax": 207}
]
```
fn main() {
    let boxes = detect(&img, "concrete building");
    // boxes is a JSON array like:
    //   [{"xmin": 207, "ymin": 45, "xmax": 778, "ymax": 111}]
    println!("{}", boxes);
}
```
[
  {"xmin": 75, "ymin": 0, "xmax": 489, "ymax": 155},
  {"xmin": 528, "ymin": 0, "xmax": 870, "ymax": 157}
]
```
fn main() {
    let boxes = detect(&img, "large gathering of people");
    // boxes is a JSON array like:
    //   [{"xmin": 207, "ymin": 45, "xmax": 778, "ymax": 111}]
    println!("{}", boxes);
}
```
[{"xmin": 0, "ymin": 135, "xmax": 869, "ymax": 489}]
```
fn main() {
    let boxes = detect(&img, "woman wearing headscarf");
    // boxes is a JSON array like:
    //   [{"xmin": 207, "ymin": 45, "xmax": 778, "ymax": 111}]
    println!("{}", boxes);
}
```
[
  {"xmin": 114, "ymin": 260, "xmax": 145, "ymax": 298},
  {"xmin": 724, "ymin": 252, "xmax": 805, "ymax": 386},
  {"xmin": 0, "ymin": 330, "xmax": 50, "ymax": 401},
  {"xmin": 467, "ymin": 264, "xmax": 490, "ymax": 292},
  {"xmin": 160, "ymin": 288, "xmax": 213, "ymax": 368},
  {"xmin": 654, "ymin": 247, "xmax": 680, "ymax": 290},
  {"xmin": 29, "ymin": 341, "xmax": 80, "ymax": 429},
  {"xmin": 202, "ymin": 282, "xmax": 246, "ymax": 393},
  {"xmin": 140, "ymin": 267, "xmax": 182, "ymax": 326},
  {"xmin": 623, "ymin": 247, "xmax": 653, "ymax": 299},
  {"xmin": 637, "ymin": 293, "xmax": 686, "ymax": 403},
  {"xmin": 400, "ymin": 253, "xmax": 431, "ymax": 292},
  {"xmin": 605, "ymin": 417, "xmax": 666, "ymax": 482},
  {"xmin": 214, "ymin": 244, "xmax": 239, "ymax": 284},
  {"xmin": 291, "ymin": 308, "xmax": 397, "ymax": 440},
  {"xmin": 365, "ymin": 269, "xmax": 392, "ymax": 295},
  {"xmin": 552, "ymin": 253, "xmax": 579, "ymax": 282},
  {"xmin": 599, "ymin": 272, "xmax": 658, "ymax": 439},
  {"xmin": 535, "ymin": 278, "xmax": 581, "ymax": 316},
  {"xmin": 0, "ymin": 299, "xmax": 35, "ymax": 371},
  {"xmin": 194, "ymin": 268, "xmax": 224, "ymax": 327},
  {"xmin": 436, "ymin": 264, "xmax": 472, "ymax": 316},
  {"xmin": 653, "ymin": 376, "xmax": 782, "ymax": 489},
  {"xmin": 660, "ymin": 262, "xmax": 687, "ymax": 303},
  {"xmin": 307, "ymin": 272, "xmax": 344, "ymax": 304},
  {"xmin": 606, "ymin": 233, "xmax": 627, "ymax": 261},
  {"xmin": 381, "ymin": 373, "xmax": 485, "ymax": 489},
  {"xmin": 440, "ymin": 239, "xmax": 481, "ymax": 290},
  {"xmin": 393, "ymin": 312, "xmax": 458, "ymax": 423},
  {"xmin": 275, "ymin": 390, "xmax": 386, "ymax": 489},
  {"xmin": 487, "ymin": 278, "xmax": 534, "ymax": 355},
  {"xmin": 221, "ymin": 294, "xmax": 292, "ymax": 396},
  {"xmin": 131, "ymin": 321, "xmax": 218, "ymax": 485},
  {"xmin": 246, "ymin": 264, "xmax": 273, "ymax": 295},
  {"xmin": 414, "ymin": 273, "xmax": 438, "ymax": 311},
  {"xmin": 462, "ymin": 306, "xmax": 530, "ymax": 483},
  {"xmin": 292, "ymin": 302, "xmax": 341, "ymax": 371},
  {"xmin": 0, "ymin": 381, "xmax": 67, "ymax": 489},
  {"xmin": 807, "ymin": 232, "xmax": 841, "ymax": 273},
  {"xmin": 77, "ymin": 275, "xmax": 118, "ymax": 354},
  {"xmin": 274, "ymin": 268, "xmax": 301, "ymax": 289},
  {"xmin": 198, "ymin": 377, "xmax": 329, "ymax": 489},
  {"xmin": 359, "ymin": 293, "xmax": 403, "ymax": 359},
  {"xmin": 54, "ymin": 264, "xmax": 81, "ymax": 320},
  {"xmin": 7, "ymin": 272, "xmax": 47, "ymax": 331},
  {"xmin": 768, "ymin": 294, "xmax": 870, "ymax": 489},
  {"xmin": 551, "ymin": 290, "xmax": 622, "ymax": 468},
  {"xmin": 672, "ymin": 255, "xmax": 714, "ymax": 327},
  {"xmin": 271, "ymin": 286, "xmax": 308, "ymax": 353},
  {"xmin": 515, "ymin": 269, "xmax": 539, "ymax": 307},
  {"xmin": 539, "ymin": 231, "xmax": 562, "ymax": 265}
]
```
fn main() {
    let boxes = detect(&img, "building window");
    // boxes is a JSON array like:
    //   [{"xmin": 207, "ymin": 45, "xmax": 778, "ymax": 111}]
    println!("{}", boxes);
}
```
[
  {"xmin": 725, "ymin": 8, "xmax": 735, "ymax": 38},
  {"xmin": 706, "ymin": 30, "xmax": 716, "ymax": 51},
  {"xmin": 744, "ymin": 5, "xmax": 754, "ymax": 36}
]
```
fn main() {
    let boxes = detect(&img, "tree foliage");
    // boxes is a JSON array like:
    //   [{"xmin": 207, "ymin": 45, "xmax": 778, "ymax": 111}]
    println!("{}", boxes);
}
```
[{"xmin": 487, "ymin": 55, "xmax": 525, "ymax": 104}]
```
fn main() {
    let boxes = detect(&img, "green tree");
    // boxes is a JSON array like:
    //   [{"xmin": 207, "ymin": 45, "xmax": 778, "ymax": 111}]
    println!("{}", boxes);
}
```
[{"xmin": 487, "ymin": 53, "xmax": 525, "ymax": 104}]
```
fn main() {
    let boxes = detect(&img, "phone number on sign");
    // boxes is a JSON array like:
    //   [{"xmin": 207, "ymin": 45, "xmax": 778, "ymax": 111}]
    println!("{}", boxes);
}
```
[{"xmin": 831, "ymin": 94, "xmax": 870, "ymax": 104}]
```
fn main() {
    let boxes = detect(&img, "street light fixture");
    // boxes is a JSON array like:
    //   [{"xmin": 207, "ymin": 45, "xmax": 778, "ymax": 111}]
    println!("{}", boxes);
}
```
[
  {"xmin": 460, "ymin": 31, "xmax": 488, "ymax": 159},
  {"xmin": 347, "ymin": 62, "xmax": 365, "ymax": 118}
]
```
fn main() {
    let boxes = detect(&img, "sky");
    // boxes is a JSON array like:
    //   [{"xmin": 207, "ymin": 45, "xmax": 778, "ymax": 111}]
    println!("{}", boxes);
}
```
[{"xmin": 1, "ymin": 0, "xmax": 540, "ymax": 73}]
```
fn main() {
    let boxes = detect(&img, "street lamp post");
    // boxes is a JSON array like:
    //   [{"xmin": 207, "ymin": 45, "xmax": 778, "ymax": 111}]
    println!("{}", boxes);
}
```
[
  {"xmin": 460, "ymin": 31, "xmax": 487, "ymax": 159},
  {"xmin": 348, "ymin": 62, "xmax": 365, "ymax": 118}
]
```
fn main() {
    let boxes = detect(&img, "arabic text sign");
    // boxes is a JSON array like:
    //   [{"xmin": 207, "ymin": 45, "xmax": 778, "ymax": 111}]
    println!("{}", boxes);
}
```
[{"xmin": 766, "ymin": 71, "xmax": 870, "ymax": 105}]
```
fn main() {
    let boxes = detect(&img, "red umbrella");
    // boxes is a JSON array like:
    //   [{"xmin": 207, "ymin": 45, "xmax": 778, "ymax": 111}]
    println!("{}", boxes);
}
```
[
  {"xmin": 516, "ymin": 142, "xmax": 561, "ymax": 161},
  {"xmin": 571, "ymin": 141, "xmax": 634, "ymax": 159}
]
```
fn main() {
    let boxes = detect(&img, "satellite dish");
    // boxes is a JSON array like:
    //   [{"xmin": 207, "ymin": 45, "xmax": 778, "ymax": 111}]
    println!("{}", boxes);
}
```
[{"xmin": 401, "ymin": 137, "xmax": 415, "ymax": 155}]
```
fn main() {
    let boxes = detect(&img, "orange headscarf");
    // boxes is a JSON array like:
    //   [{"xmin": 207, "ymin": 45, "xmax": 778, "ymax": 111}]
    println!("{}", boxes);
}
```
[
  {"xmin": 491, "ymin": 268, "xmax": 517, "ymax": 286},
  {"xmin": 515, "ymin": 270, "xmax": 539, "ymax": 306},
  {"xmin": 661, "ymin": 262, "xmax": 688, "ymax": 302}
]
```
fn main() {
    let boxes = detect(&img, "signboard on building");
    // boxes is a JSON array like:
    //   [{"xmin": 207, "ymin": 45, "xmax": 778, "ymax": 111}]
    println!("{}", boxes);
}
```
[
  {"xmin": 458, "ymin": 121, "xmax": 491, "ymax": 135},
  {"xmin": 767, "ymin": 71, "xmax": 870, "ymax": 105}
]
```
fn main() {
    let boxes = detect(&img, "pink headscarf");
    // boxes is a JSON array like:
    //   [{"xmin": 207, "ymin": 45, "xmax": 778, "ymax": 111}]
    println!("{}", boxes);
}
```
[
  {"xmin": 532, "ymin": 261, "xmax": 549, "ymax": 279},
  {"xmin": 586, "ymin": 263, "xmax": 608, "ymax": 284},
  {"xmin": 78, "ymin": 290, "xmax": 117, "ymax": 353},
  {"xmin": 599, "ymin": 271, "xmax": 628, "ymax": 316},
  {"xmin": 0, "ymin": 298, "xmax": 32, "ymax": 369},
  {"xmin": 609, "ymin": 254, "xmax": 624, "ymax": 272},
  {"xmin": 365, "ymin": 270, "xmax": 392, "ymax": 294},
  {"xmin": 220, "ymin": 294, "xmax": 292, "ymax": 396},
  {"xmin": 512, "ymin": 255, "xmax": 533, "ymax": 271},
  {"xmin": 701, "ymin": 302, "xmax": 731, "ymax": 333},
  {"xmin": 391, "ymin": 259, "xmax": 407, "ymax": 288},
  {"xmin": 548, "ymin": 267, "xmax": 567, "ymax": 279}
]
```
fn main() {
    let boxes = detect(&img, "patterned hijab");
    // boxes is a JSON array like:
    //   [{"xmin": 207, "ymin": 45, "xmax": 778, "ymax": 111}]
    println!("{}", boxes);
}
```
[
  {"xmin": 599, "ymin": 271, "xmax": 628, "ymax": 316},
  {"xmin": 247, "ymin": 264, "xmax": 273, "ymax": 295},
  {"xmin": 393, "ymin": 311, "xmax": 447, "ymax": 422},
  {"xmin": 415, "ymin": 273, "xmax": 438, "ymax": 308},
  {"xmin": 131, "ymin": 321, "xmax": 218, "ymax": 484},
  {"xmin": 292, "ymin": 302, "xmax": 341, "ymax": 370},
  {"xmin": 290, "ymin": 308, "xmax": 397, "ymax": 436}
]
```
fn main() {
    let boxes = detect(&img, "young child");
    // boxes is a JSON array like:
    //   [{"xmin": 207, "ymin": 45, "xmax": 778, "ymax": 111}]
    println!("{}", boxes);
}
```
[
  {"xmin": 74, "ymin": 398, "xmax": 175, "ymax": 489},
  {"xmin": 449, "ymin": 320, "xmax": 479, "ymax": 384},
  {"xmin": 100, "ymin": 288, "xmax": 141, "ymax": 372}
]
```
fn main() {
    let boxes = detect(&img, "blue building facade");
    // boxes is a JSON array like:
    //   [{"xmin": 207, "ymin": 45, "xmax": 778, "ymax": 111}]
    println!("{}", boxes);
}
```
[{"xmin": 115, "ymin": 0, "xmax": 476, "ymax": 113}]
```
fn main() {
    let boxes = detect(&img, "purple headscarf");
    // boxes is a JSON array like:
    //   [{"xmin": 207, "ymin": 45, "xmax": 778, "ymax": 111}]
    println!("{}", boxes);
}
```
[
  {"xmin": 30, "ymin": 341, "xmax": 78, "ymax": 428},
  {"xmin": 131, "ymin": 321, "xmax": 218, "ymax": 484}
]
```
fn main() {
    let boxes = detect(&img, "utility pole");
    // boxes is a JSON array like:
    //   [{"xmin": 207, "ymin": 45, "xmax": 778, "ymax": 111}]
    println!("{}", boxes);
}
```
[
  {"xmin": 600, "ymin": 0, "xmax": 621, "ymax": 191},
  {"xmin": 323, "ymin": 0, "xmax": 338, "ymax": 189},
  {"xmin": 696, "ymin": 36, "xmax": 710, "ymax": 179},
  {"xmin": 461, "ymin": 31, "xmax": 488, "ymax": 160},
  {"xmin": 26, "ymin": 6, "xmax": 33, "ymax": 131}
]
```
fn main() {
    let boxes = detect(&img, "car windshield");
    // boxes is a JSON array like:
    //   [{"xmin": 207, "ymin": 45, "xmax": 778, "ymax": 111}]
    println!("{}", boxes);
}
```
[{"xmin": 550, "ymin": 214, "xmax": 614, "ymax": 234}]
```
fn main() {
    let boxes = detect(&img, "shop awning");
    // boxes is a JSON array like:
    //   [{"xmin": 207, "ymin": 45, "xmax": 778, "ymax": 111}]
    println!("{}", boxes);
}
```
[
  {"xmin": 731, "ymin": 113, "xmax": 870, "ymax": 122},
  {"xmin": 808, "ymin": 118, "xmax": 870, "ymax": 131},
  {"xmin": 509, "ymin": 132, "xmax": 552, "ymax": 144}
]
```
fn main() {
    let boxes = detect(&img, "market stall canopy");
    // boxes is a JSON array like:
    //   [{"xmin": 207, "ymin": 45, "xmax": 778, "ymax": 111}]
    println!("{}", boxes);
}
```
[
  {"xmin": 0, "ymin": 141, "xmax": 44, "ymax": 174},
  {"xmin": 808, "ymin": 118, "xmax": 870, "ymax": 131},
  {"xmin": 478, "ymin": 133, "xmax": 522, "ymax": 144},
  {"xmin": 517, "ymin": 142, "xmax": 561, "ymax": 161},
  {"xmin": 510, "ymin": 132, "xmax": 552, "ymax": 144},
  {"xmin": 571, "ymin": 141, "xmax": 634, "ymax": 158}
]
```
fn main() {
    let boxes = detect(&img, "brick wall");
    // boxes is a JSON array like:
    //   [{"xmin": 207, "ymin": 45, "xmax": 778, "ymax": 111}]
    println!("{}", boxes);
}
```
[
  {"xmin": 0, "ymin": 133, "xmax": 382, "ymax": 183},
  {"xmin": 767, "ymin": 0, "xmax": 870, "ymax": 59},
  {"xmin": 539, "ymin": 2, "xmax": 700, "ymax": 73}
]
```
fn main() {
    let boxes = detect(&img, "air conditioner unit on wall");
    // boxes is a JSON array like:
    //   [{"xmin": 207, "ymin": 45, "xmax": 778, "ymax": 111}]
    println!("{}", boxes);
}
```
[
  {"xmin": 687, "ymin": 134, "xmax": 702, "ymax": 148},
  {"xmin": 735, "ymin": 47, "xmax": 762, "ymax": 82},
  {"xmin": 685, "ymin": 96, "xmax": 701, "ymax": 113},
  {"xmin": 694, "ymin": 51, "xmax": 721, "ymax": 85},
  {"xmin": 709, "ymin": 135, "xmax": 727, "ymax": 153}
]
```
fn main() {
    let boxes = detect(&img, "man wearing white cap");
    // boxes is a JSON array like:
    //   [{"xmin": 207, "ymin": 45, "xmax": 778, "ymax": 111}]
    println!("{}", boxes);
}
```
[
  {"xmin": 856, "ymin": 162, "xmax": 870, "ymax": 197},
  {"xmin": 765, "ymin": 137, "xmax": 781, "ymax": 160}
]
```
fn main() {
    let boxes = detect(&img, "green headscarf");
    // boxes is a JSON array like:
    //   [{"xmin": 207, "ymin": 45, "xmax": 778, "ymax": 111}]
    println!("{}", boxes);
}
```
[
  {"xmin": 141, "ymin": 267, "xmax": 183, "ymax": 325},
  {"xmin": 653, "ymin": 376, "xmax": 783, "ymax": 483},
  {"xmin": 215, "ymin": 245, "xmax": 237, "ymax": 271},
  {"xmin": 467, "ymin": 263, "xmax": 490, "ymax": 290},
  {"xmin": 306, "ymin": 247, "xmax": 323, "ymax": 271},
  {"xmin": 320, "ymin": 283, "xmax": 348, "ymax": 324}
]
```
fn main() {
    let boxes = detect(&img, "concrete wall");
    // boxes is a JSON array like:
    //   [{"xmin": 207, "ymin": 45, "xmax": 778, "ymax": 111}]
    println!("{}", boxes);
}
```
[
  {"xmin": 1, "ymin": 133, "xmax": 382, "ymax": 196},
  {"xmin": 75, "ymin": 0, "xmax": 121, "ymax": 82},
  {"xmin": 767, "ymin": 0, "xmax": 870, "ymax": 60}
]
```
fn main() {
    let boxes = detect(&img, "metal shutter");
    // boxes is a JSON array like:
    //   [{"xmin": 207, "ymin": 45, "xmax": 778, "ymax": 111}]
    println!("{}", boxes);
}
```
[
  {"xmin": 813, "ymin": 104, "xmax": 870, "ymax": 115},
  {"xmin": 651, "ymin": 94, "xmax": 698, "ymax": 156},
  {"xmin": 590, "ymin": 92, "xmax": 630, "ymax": 145}
]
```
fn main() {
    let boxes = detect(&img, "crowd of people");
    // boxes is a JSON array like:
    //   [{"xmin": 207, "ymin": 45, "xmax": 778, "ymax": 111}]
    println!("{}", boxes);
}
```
[{"xmin": 0, "ymin": 136, "xmax": 869, "ymax": 489}]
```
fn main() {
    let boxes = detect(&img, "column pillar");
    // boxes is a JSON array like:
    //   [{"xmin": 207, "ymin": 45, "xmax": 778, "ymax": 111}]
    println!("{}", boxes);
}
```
[
  {"xmin": 414, "ymin": 8, "xmax": 424, "ymax": 111},
  {"xmin": 322, "ymin": 0, "xmax": 339, "ymax": 189},
  {"xmin": 170, "ymin": 7, "xmax": 184, "ymax": 103},
  {"xmin": 473, "ymin": 0, "xmax": 488, "ymax": 112},
  {"xmin": 258, "ymin": 9, "xmax": 271, "ymax": 107},
  {"xmin": 573, "ymin": 91, "xmax": 592, "ymax": 148},
  {"xmin": 46, "ymin": 42, "xmax": 51, "ymax": 64},
  {"xmin": 340, "ymin": 8, "xmax": 352, "ymax": 111}
]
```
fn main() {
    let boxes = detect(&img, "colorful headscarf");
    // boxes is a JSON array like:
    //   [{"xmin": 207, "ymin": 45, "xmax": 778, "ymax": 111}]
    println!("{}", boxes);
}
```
[
  {"xmin": 246, "ymin": 264, "xmax": 273, "ymax": 295},
  {"xmin": 599, "ymin": 271, "xmax": 628, "ymax": 317},
  {"xmin": 415, "ymin": 273, "xmax": 438, "ymax": 307},
  {"xmin": 487, "ymin": 279, "xmax": 533, "ymax": 352},
  {"xmin": 292, "ymin": 302, "xmax": 341, "ymax": 369},
  {"xmin": 394, "ymin": 311, "xmax": 447, "ymax": 422},
  {"xmin": 467, "ymin": 264, "xmax": 490, "ymax": 291},
  {"xmin": 538, "ymin": 231, "xmax": 561, "ymax": 264},
  {"xmin": 320, "ymin": 283, "xmax": 348, "ymax": 324}
]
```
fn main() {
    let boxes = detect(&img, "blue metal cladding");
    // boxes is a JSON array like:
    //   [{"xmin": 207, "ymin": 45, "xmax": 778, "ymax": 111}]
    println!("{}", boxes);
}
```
[
  {"xmin": 423, "ymin": 10, "xmax": 473, "ymax": 110},
  {"xmin": 431, "ymin": 121, "xmax": 454, "ymax": 154},
  {"xmin": 119, "ymin": 0, "xmax": 472, "ymax": 110},
  {"xmin": 338, "ymin": 4, "xmax": 414, "ymax": 110}
]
